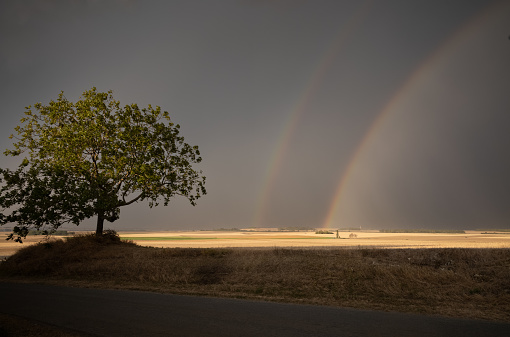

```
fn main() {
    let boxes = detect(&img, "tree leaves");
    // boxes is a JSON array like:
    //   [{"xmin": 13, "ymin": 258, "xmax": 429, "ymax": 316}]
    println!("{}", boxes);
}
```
[{"xmin": 1, "ymin": 88, "xmax": 206, "ymax": 241}]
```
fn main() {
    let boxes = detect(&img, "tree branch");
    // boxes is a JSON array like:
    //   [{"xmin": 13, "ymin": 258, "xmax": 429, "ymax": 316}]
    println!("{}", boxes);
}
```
[{"xmin": 118, "ymin": 191, "xmax": 145, "ymax": 207}]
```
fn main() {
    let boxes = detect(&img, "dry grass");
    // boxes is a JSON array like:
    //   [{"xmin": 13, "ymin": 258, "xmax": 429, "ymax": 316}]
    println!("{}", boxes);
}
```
[{"xmin": 1, "ymin": 233, "xmax": 509, "ymax": 322}]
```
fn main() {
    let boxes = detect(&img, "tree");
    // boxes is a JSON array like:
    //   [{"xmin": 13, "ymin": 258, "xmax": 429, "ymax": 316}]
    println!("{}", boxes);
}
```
[{"xmin": 0, "ymin": 88, "xmax": 206, "ymax": 242}]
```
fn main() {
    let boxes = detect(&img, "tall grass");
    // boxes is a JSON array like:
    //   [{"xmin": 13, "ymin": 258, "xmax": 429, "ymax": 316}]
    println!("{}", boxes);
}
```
[{"xmin": 1, "ymin": 233, "xmax": 509, "ymax": 321}]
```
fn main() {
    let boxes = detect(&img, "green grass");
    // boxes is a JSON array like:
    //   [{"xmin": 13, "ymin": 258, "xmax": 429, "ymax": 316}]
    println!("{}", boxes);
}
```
[
  {"xmin": 120, "ymin": 237, "xmax": 218, "ymax": 241},
  {"xmin": 120, "ymin": 236, "xmax": 337, "ymax": 241},
  {"xmin": 379, "ymin": 229, "xmax": 466, "ymax": 233}
]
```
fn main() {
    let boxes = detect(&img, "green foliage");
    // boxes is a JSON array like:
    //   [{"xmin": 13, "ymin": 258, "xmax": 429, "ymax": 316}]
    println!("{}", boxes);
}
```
[
  {"xmin": 379, "ymin": 229, "xmax": 465, "ymax": 234},
  {"xmin": 209, "ymin": 228, "xmax": 242, "ymax": 231},
  {"xmin": 27, "ymin": 229, "xmax": 72, "ymax": 236},
  {"xmin": 278, "ymin": 227, "xmax": 315, "ymax": 232},
  {"xmin": 0, "ymin": 88, "xmax": 206, "ymax": 242},
  {"xmin": 315, "ymin": 230, "xmax": 333, "ymax": 234}
]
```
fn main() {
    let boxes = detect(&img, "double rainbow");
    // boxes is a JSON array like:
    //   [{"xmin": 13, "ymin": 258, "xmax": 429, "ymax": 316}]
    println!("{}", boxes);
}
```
[{"xmin": 252, "ymin": 1, "xmax": 504, "ymax": 229}]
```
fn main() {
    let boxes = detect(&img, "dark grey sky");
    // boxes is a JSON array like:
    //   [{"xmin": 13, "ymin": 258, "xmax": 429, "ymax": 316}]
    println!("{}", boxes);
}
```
[{"xmin": 1, "ymin": 0, "xmax": 509, "ymax": 230}]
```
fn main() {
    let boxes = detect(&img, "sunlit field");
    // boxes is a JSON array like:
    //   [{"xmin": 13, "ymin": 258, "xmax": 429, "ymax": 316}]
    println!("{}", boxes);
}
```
[
  {"xmin": 1, "ymin": 230, "xmax": 509, "ymax": 258},
  {"xmin": 119, "ymin": 230, "xmax": 510, "ymax": 249}
]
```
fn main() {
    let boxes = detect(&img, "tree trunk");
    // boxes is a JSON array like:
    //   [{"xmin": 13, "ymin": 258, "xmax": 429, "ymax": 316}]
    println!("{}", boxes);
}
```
[{"xmin": 96, "ymin": 213, "xmax": 104, "ymax": 236}]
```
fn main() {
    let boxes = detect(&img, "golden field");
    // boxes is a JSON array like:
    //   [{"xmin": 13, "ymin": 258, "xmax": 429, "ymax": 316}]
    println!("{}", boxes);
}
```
[
  {"xmin": 117, "ymin": 230, "xmax": 510, "ymax": 249},
  {"xmin": 2, "ymin": 229, "xmax": 508, "ymax": 258}
]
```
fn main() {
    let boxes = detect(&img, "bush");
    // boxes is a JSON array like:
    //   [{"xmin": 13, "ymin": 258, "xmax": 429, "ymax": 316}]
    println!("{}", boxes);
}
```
[
  {"xmin": 62, "ymin": 229, "xmax": 123, "ymax": 246},
  {"xmin": 315, "ymin": 230, "xmax": 333, "ymax": 234}
]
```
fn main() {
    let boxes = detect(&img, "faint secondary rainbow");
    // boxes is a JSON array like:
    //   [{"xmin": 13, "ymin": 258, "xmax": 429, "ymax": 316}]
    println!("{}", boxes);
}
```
[
  {"xmin": 321, "ymin": 2, "xmax": 505, "ymax": 229},
  {"xmin": 252, "ymin": 1, "xmax": 374, "ymax": 227}
]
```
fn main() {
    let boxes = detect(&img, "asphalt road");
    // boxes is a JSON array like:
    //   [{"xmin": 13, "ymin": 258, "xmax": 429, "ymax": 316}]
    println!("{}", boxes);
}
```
[{"xmin": 0, "ymin": 282, "xmax": 508, "ymax": 337}]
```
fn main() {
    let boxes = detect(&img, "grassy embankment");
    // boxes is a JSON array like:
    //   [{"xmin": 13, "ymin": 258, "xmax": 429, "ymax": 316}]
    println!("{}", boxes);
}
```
[{"xmin": 1, "ymin": 232, "xmax": 509, "ymax": 322}]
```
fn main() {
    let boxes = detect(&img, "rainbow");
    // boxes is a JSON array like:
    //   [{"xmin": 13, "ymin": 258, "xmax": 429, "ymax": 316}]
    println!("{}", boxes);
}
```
[
  {"xmin": 321, "ymin": 2, "xmax": 505, "ymax": 229},
  {"xmin": 252, "ymin": 1, "xmax": 374, "ymax": 227}
]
